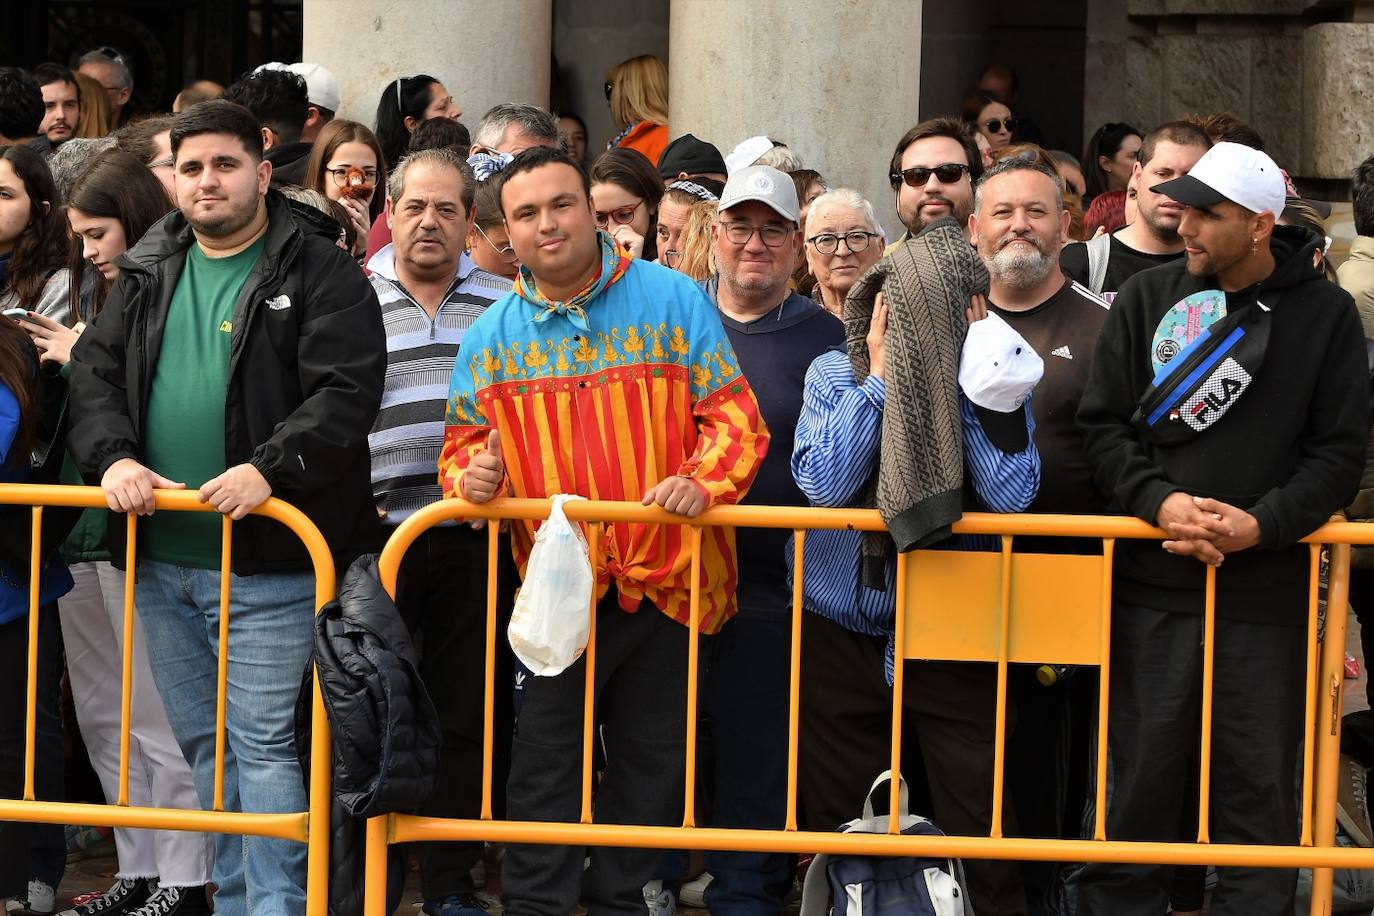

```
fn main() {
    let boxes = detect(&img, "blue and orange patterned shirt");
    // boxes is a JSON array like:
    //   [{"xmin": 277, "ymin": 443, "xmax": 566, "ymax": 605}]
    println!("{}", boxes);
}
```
[{"xmin": 439, "ymin": 238, "xmax": 769, "ymax": 633}]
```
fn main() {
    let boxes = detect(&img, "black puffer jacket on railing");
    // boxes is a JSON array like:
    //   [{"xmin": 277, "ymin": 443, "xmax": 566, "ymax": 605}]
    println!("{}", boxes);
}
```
[{"xmin": 296, "ymin": 553, "xmax": 439, "ymax": 916}]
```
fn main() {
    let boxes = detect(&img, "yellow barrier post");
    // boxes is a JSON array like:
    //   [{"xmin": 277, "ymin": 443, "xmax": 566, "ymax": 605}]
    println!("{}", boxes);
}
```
[
  {"xmin": 0, "ymin": 484, "xmax": 336, "ymax": 916},
  {"xmin": 357, "ymin": 498, "xmax": 1374, "ymax": 915}
]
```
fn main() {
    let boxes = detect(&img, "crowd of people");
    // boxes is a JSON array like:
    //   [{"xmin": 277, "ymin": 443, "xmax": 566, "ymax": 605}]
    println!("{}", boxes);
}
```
[{"xmin": 0, "ymin": 46, "xmax": 1370, "ymax": 916}]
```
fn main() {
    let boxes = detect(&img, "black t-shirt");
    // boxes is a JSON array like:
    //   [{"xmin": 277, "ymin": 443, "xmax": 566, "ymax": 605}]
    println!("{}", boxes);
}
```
[
  {"xmin": 989, "ymin": 278, "xmax": 1109, "ymax": 527},
  {"xmin": 1060, "ymin": 235, "xmax": 1183, "ymax": 303}
]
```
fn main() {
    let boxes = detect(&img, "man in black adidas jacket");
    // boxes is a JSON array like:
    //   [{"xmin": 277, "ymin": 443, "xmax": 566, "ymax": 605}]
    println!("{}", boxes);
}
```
[
  {"xmin": 1076, "ymin": 142, "xmax": 1366, "ymax": 916},
  {"xmin": 67, "ymin": 100, "xmax": 384, "ymax": 916}
]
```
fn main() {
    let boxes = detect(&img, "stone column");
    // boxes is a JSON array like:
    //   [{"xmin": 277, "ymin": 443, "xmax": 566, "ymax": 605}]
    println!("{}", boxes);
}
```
[
  {"xmin": 302, "ymin": 0, "xmax": 552, "ymax": 129},
  {"xmin": 1301, "ymin": 22, "xmax": 1374, "ymax": 179},
  {"xmin": 669, "ymin": 0, "xmax": 923, "ymax": 241}
]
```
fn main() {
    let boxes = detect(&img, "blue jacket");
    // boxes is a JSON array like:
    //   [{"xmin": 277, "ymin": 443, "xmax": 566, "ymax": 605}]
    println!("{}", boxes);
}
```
[{"xmin": 0, "ymin": 379, "xmax": 72, "ymax": 625}]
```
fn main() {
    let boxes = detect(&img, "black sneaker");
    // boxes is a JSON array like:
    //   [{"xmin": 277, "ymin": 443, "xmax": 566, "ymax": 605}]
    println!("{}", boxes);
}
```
[
  {"xmin": 127, "ymin": 886, "xmax": 209, "ymax": 916},
  {"xmin": 57, "ymin": 879, "xmax": 152, "ymax": 916}
]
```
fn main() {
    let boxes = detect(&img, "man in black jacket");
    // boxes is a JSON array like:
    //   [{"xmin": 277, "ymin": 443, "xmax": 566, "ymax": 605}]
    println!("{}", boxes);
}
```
[
  {"xmin": 68, "ymin": 99, "xmax": 385, "ymax": 916},
  {"xmin": 1076, "ymin": 142, "xmax": 1367, "ymax": 916}
]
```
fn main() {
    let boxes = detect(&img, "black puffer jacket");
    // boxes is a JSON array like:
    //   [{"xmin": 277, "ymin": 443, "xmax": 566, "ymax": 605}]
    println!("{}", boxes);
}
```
[
  {"xmin": 67, "ymin": 191, "xmax": 385, "ymax": 573},
  {"xmin": 296, "ymin": 554, "xmax": 439, "ymax": 916}
]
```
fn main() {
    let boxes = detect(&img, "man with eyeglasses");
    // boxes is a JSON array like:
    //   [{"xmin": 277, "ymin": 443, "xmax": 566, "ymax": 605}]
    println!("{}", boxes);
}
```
[
  {"xmin": 647, "ymin": 165, "xmax": 844, "ymax": 913},
  {"xmin": 885, "ymin": 116, "xmax": 984, "ymax": 252},
  {"xmin": 364, "ymin": 147, "xmax": 513, "ymax": 916},
  {"xmin": 77, "ymin": 48, "xmax": 133, "ymax": 127}
]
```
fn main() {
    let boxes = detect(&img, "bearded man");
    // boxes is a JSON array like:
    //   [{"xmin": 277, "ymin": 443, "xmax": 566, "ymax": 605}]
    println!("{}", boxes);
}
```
[{"xmin": 69, "ymin": 99, "xmax": 386, "ymax": 916}]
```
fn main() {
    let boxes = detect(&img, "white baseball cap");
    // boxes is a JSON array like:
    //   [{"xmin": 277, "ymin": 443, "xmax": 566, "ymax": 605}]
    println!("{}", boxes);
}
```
[
  {"xmin": 959, "ymin": 313, "xmax": 1043, "ymax": 413},
  {"xmin": 724, "ymin": 135, "xmax": 775, "ymax": 176},
  {"xmin": 1151, "ymin": 141, "xmax": 1286, "ymax": 218},
  {"xmin": 286, "ymin": 62, "xmax": 342, "ymax": 114},
  {"xmin": 717, "ymin": 165, "xmax": 799, "ymax": 223}
]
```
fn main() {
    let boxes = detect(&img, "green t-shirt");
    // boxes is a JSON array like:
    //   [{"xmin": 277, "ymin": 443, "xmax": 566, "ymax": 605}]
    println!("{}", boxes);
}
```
[{"xmin": 142, "ymin": 236, "xmax": 266, "ymax": 568}]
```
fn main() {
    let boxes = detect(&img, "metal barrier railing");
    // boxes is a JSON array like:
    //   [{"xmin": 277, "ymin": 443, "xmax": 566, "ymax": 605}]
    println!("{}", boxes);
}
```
[
  {"xmin": 370, "ymin": 498, "xmax": 1374, "ymax": 915},
  {"xmin": 0, "ymin": 484, "xmax": 335, "ymax": 916}
]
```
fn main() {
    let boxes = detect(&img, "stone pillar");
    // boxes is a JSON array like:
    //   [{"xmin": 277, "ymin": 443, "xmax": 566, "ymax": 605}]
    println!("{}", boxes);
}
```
[
  {"xmin": 302, "ymin": 0, "xmax": 552, "ymax": 129},
  {"xmin": 669, "ymin": 0, "xmax": 922, "ymax": 241},
  {"xmin": 1301, "ymin": 22, "xmax": 1374, "ymax": 179}
]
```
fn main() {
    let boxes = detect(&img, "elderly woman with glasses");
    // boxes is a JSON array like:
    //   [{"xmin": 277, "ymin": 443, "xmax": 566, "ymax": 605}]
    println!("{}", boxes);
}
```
[
  {"xmin": 589, "ymin": 147, "xmax": 663, "ymax": 260},
  {"xmin": 803, "ymin": 188, "xmax": 885, "ymax": 320}
]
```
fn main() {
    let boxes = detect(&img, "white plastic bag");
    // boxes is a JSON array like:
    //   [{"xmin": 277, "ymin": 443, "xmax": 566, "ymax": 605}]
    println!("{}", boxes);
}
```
[{"xmin": 507, "ymin": 494, "xmax": 593, "ymax": 676}]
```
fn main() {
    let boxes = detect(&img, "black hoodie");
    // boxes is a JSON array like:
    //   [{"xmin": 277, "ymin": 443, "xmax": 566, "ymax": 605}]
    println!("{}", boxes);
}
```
[{"xmin": 1076, "ymin": 225, "xmax": 1367, "ymax": 624}]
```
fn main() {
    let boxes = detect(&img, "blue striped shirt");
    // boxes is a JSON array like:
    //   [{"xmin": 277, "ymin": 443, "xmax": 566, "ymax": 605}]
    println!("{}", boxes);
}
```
[{"xmin": 788, "ymin": 349, "xmax": 1040, "ymax": 682}]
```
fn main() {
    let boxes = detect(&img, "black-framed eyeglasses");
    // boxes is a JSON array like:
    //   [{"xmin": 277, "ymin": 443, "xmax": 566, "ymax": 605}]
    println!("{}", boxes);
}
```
[
  {"xmin": 719, "ymin": 221, "xmax": 794, "ymax": 248},
  {"xmin": 594, "ymin": 200, "xmax": 643, "ymax": 227},
  {"xmin": 476, "ymin": 223, "xmax": 516, "ymax": 260},
  {"xmin": 604, "ymin": 81, "xmax": 614, "ymax": 100},
  {"xmin": 889, "ymin": 163, "xmax": 970, "ymax": 189},
  {"xmin": 983, "ymin": 117, "xmax": 1016, "ymax": 134},
  {"xmin": 807, "ymin": 230, "xmax": 881, "ymax": 256},
  {"xmin": 325, "ymin": 166, "xmax": 380, "ymax": 186}
]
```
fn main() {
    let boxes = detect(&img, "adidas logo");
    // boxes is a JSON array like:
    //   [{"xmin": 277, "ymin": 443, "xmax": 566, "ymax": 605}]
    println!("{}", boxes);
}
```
[{"xmin": 1051, "ymin": 345, "xmax": 1073, "ymax": 360}]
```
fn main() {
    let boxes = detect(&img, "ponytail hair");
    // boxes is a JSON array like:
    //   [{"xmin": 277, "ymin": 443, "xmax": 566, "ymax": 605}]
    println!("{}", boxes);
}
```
[{"xmin": 374, "ymin": 74, "xmax": 439, "ymax": 170}]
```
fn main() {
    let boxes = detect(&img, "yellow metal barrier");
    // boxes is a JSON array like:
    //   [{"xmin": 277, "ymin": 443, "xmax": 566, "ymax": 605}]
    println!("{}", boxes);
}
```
[
  {"xmin": 368, "ymin": 498, "xmax": 1374, "ymax": 915},
  {"xmin": 0, "ymin": 484, "xmax": 335, "ymax": 916}
]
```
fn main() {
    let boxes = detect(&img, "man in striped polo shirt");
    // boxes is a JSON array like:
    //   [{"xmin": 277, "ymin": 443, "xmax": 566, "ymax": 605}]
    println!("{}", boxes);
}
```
[{"xmin": 365, "ymin": 147, "xmax": 514, "ymax": 916}]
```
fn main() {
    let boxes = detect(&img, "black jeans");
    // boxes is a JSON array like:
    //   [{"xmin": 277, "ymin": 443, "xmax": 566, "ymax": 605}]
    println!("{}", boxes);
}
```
[
  {"xmin": 0, "ymin": 607, "xmax": 60, "ymax": 899},
  {"xmin": 797, "ymin": 612, "xmax": 1028, "ymax": 916},
  {"xmin": 501, "ymin": 592, "xmax": 691, "ymax": 916},
  {"xmin": 1075, "ymin": 603, "xmax": 1305, "ymax": 916},
  {"xmin": 391, "ymin": 525, "xmax": 518, "ymax": 901}
]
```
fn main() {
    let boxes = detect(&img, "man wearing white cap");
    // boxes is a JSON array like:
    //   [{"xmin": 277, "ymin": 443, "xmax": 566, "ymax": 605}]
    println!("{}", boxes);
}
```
[
  {"xmin": 1077, "ymin": 141, "xmax": 1368, "ymax": 915},
  {"xmin": 286, "ymin": 62, "xmax": 340, "ymax": 143}
]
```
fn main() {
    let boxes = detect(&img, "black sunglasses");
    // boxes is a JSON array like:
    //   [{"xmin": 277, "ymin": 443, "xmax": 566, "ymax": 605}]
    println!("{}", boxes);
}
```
[
  {"xmin": 983, "ymin": 117, "xmax": 1016, "ymax": 134},
  {"xmin": 889, "ymin": 163, "xmax": 970, "ymax": 189},
  {"xmin": 94, "ymin": 45, "xmax": 127, "ymax": 65}
]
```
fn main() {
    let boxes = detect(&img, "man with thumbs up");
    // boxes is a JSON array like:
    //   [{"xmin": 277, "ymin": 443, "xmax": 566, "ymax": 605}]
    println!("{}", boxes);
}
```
[{"xmin": 439, "ymin": 146, "xmax": 769, "ymax": 916}]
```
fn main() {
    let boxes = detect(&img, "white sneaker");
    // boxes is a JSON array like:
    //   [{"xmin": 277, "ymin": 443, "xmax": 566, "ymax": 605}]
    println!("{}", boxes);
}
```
[
  {"xmin": 642, "ymin": 880, "xmax": 677, "ymax": 916},
  {"xmin": 678, "ymin": 872, "xmax": 713, "ymax": 909},
  {"xmin": 6, "ymin": 881, "xmax": 55, "ymax": 915}
]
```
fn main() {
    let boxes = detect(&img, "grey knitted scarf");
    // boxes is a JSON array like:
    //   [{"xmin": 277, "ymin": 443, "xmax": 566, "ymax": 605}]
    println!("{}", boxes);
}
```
[{"xmin": 843, "ymin": 216, "xmax": 989, "ymax": 588}]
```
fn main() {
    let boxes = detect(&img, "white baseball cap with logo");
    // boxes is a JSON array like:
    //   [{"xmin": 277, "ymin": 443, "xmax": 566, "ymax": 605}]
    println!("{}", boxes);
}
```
[
  {"xmin": 286, "ymin": 62, "xmax": 342, "ymax": 114},
  {"xmin": 1150, "ymin": 141, "xmax": 1286, "ymax": 218},
  {"xmin": 717, "ymin": 165, "xmax": 799, "ymax": 223},
  {"xmin": 959, "ymin": 313, "xmax": 1044, "ymax": 413}
]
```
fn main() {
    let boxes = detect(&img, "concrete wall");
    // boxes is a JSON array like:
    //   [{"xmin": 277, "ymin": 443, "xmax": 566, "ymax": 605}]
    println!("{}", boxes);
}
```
[
  {"xmin": 302, "ymin": 0, "xmax": 552, "ymax": 129},
  {"xmin": 670, "ymin": 0, "xmax": 923, "ymax": 242},
  {"xmin": 552, "ymin": 0, "xmax": 669, "ymax": 154}
]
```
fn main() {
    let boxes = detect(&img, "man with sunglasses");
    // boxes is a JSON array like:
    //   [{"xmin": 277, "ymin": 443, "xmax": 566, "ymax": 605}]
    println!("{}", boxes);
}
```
[
  {"xmin": 364, "ymin": 147, "xmax": 514, "ymax": 916},
  {"xmin": 885, "ymin": 116, "xmax": 984, "ymax": 252},
  {"xmin": 77, "ymin": 47, "xmax": 133, "ymax": 127}
]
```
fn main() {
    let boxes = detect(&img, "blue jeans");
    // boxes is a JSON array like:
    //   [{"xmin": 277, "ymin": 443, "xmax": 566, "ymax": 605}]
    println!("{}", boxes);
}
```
[{"xmin": 135, "ymin": 561, "xmax": 314, "ymax": 916}]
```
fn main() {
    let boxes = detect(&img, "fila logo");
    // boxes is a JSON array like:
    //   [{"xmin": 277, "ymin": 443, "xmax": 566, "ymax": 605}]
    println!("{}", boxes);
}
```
[
  {"xmin": 266, "ymin": 294, "xmax": 292, "ymax": 311},
  {"xmin": 1051, "ymin": 345, "xmax": 1073, "ymax": 360},
  {"xmin": 1180, "ymin": 357, "xmax": 1251, "ymax": 432}
]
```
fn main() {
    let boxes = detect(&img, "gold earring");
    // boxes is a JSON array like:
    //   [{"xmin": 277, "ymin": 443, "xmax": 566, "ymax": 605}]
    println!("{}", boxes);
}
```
[{"xmin": 1251, "ymin": 237, "xmax": 1259, "ymax": 254}]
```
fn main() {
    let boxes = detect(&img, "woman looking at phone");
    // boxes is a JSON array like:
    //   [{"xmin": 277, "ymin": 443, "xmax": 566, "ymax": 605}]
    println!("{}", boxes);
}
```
[{"xmin": 0, "ymin": 144, "xmax": 70, "ymax": 323}]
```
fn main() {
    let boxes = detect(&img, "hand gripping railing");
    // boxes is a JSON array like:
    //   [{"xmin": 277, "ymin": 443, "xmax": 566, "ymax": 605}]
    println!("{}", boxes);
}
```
[
  {"xmin": 366, "ymin": 498, "xmax": 1374, "ymax": 915},
  {"xmin": 0, "ymin": 484, "xmax": 335, "ymax": 916}
]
